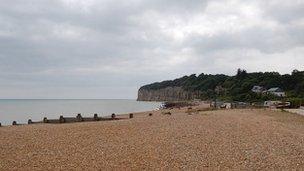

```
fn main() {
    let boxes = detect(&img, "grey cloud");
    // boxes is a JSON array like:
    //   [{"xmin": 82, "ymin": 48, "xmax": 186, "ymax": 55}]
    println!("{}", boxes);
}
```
[
  {"xmin": 0, "ymin": 0, "xmax": 303, "ymax": 98},
  {"xmin": 262, "ymin": 1, "xmax": 304, "ymax": 23},
  {"xmin": 187, "ymin": 24, "xmax": 304, "ymax": 54}
]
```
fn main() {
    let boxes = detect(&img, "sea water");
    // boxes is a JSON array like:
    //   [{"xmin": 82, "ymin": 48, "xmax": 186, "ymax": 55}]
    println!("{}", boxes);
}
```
[{"xmin": 0, "ymin": 99, "xmax": 162, "ymax": 125}]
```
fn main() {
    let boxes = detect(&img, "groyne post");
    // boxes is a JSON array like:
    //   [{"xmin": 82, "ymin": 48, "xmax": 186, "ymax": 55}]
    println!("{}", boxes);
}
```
[
  {"xmin": 0, "ymin": 123, "xmax": 1, "ymax": 127},
  {"xmin": 28, "ymin": 119, "xmax": 32, "ymax": 124},
  {"xmin": 76, "ymin": 113, "xmax": 83, "ymax": 122},
  {"xmin": 59, "ymin": 115, "xmax": 65, "ymax": 123},
  {"xmin": 111, "ymin": 113, "xmax": 116, "ymax": 119},
  {"xmin": 94, "ymin": 113, "xmax": 99, "ymax": 121},
  {"xmin": 129, "ymin": 113, "xmax": 133, "ymax": 118},
  {"xmin": 43, "ymin": 117, "xmax": 48, "ymax": 123},
  {"xmin": 149, "ymin": 113, "xmax": 153, "ymax": 116},
  {"xmin": 12, "ymin": 121, "xmax": 17, "ymax": 125}
]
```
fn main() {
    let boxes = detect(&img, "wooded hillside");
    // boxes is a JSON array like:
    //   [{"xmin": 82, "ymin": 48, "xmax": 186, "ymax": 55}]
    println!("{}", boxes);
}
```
[{"xmin": 140, "ymin": 69, "xmax": 304, "ymax": 103}]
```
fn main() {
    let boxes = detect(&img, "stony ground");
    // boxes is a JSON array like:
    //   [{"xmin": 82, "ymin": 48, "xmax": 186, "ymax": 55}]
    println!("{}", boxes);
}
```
[{"xmin": 0, "ymin": 108, "xmax": 304, "ymax": 170}]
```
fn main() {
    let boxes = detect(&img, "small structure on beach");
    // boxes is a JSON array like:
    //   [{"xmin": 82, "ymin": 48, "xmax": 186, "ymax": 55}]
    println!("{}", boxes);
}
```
[
  {"xmin": 211, "ymin": 101, "xmax": 234, "ymax": 109},
  {"xmin": 223, "ymin": 103, "xmax": 232, "ymax": 109},
  {"xmin": 264, "ymin": 101, "xmax": 280, "ymax": 107},
  {"xmin": 210, "ymin": 101, "xmax": 224, "ymax": 109},
  {"xmin": 162, "ymin": 111, "xmax": 171, "ymax": 115},
  {"xmin": 264, "ymin": 101, "xmax": 290, "ymax": 108}
]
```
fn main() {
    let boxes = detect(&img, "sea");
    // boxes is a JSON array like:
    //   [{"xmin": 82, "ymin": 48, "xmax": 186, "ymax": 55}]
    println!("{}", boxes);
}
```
[{"xmin": 0, "ymin": 99, "xmax": 162, "ymax": 126}]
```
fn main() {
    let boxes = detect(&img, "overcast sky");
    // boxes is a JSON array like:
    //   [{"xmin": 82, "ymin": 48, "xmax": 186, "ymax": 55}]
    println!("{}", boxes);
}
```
[{"xmin": 0, "ymin": 0, "xmax": 303, "ymax": 99}]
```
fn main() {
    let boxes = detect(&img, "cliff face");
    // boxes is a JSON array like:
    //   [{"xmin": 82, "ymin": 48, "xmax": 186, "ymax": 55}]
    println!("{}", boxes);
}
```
[{"xmin": 137, "ymin": 86, "xmax": 200, "ymax": 101}]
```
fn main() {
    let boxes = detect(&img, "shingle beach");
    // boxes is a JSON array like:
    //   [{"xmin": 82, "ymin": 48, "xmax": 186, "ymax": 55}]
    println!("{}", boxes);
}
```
[{"xmin": 1, "ymin": 108, "xmax": 304, "ymax": 170}]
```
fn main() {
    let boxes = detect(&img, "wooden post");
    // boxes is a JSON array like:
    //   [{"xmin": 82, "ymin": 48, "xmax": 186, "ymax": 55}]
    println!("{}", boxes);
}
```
[
  {"xmin": 59, "ymin": 115, "xmax": 65, "ymax": 123},
  {"xmin": 76, "ymin": 113, "xmax": 83, "ymax": 122},
  {"xmin": 129, "ymin": 113, "xmax": 133, "ymax": 118},
  {"xmin": 162, "ymin": 111, "xmax": 171, "ymax": 115},
  {"xmin": 43, "ymin": 117, "xmax": 48, "ymax": 123},
  {"xmin": 0, "ymin": 123, "xmax": 1, "ymax": 127},
  {"xmin": 94, "ymin": 113, "xmax": 99, "ymax": 121},
  {"xmin": 28, "ymin": 119, "xmax": 32, "ymax": 124},
  {"xmin": 111, "ymin": 113, "xmax": 116, "ymax": 119},
  {"xmin": 12, "ymin": 121, "xmax": 17, "ymax": 125}
]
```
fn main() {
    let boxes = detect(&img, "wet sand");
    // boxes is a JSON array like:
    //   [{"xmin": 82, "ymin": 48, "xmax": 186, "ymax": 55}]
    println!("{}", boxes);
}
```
[{"xmin": 0, "ymin": 108, "xmax": 304, "ymax": 170}]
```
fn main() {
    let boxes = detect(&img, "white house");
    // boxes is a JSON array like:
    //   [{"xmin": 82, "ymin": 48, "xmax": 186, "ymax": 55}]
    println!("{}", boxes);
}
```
[
  {"xmin": 267, "ymin": 87, "xmax": 286, "ymax": 97},
  {"xmin": 251, "ymin": 86, "xmax": 265, "ymax": 93}
]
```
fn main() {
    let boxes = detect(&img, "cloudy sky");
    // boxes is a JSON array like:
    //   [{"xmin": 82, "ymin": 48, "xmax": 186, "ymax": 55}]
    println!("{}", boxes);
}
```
[{"xmin": 0, "ymin": 0, "xmax": 303, "ymax": 99}]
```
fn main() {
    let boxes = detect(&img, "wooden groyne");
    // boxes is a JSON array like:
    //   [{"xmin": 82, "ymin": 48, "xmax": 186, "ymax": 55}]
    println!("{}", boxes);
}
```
[
  {"xmin": 1, "ymin": 113, "xmax": 136, "ymax": 126},
  {"xmin": 30, "ymin": 113, "xmax": 122, "ymax": 125}
]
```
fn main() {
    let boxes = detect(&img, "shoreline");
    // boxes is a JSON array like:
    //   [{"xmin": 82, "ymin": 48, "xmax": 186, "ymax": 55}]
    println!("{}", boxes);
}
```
[
  {"xmin": 0, "ymin": 99, "xmax": 162, "ymax": 126},
  {"xmin": 0, "ymin": 101, "xmax": 211, "ymax": 127},
  {"xmin": 2, "ymin": 100, "xmax": 303, "ymax": 127}
]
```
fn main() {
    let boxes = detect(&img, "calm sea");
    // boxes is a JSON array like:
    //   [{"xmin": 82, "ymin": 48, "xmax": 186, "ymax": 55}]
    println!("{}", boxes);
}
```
[{"xmin": 0, "ymin": 99, "xmax": 162, "ymax": 126}]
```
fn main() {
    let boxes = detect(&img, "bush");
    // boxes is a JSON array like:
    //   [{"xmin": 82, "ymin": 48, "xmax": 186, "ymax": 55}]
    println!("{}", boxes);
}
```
[{"xmin": 287, "ymin": 98, "xmax": 304, "ymax": 108}]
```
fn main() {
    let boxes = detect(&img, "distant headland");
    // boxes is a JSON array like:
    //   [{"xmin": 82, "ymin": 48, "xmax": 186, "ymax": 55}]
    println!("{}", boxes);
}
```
[{"xmin": 138, "ymin": 69, "xmax": 304, "ymax": 105}]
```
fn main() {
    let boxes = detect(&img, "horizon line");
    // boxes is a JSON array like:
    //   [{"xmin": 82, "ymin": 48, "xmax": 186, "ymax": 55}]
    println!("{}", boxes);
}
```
[{"xmin": 0, "ymin": 98, "xmax": 137, "ymax": 100}]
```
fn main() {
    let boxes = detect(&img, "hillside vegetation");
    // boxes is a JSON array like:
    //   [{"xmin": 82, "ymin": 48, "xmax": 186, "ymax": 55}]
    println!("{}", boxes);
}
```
[{"xmin": 140, "ymin": 69, "xmax": 304, "ymax": 103}]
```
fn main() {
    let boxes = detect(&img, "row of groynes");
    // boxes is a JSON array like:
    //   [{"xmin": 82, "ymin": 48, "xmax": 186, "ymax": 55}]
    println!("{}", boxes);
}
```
[{"xmin": 0, "ymin": 113, "xmax": 145, "ymax": 127}]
